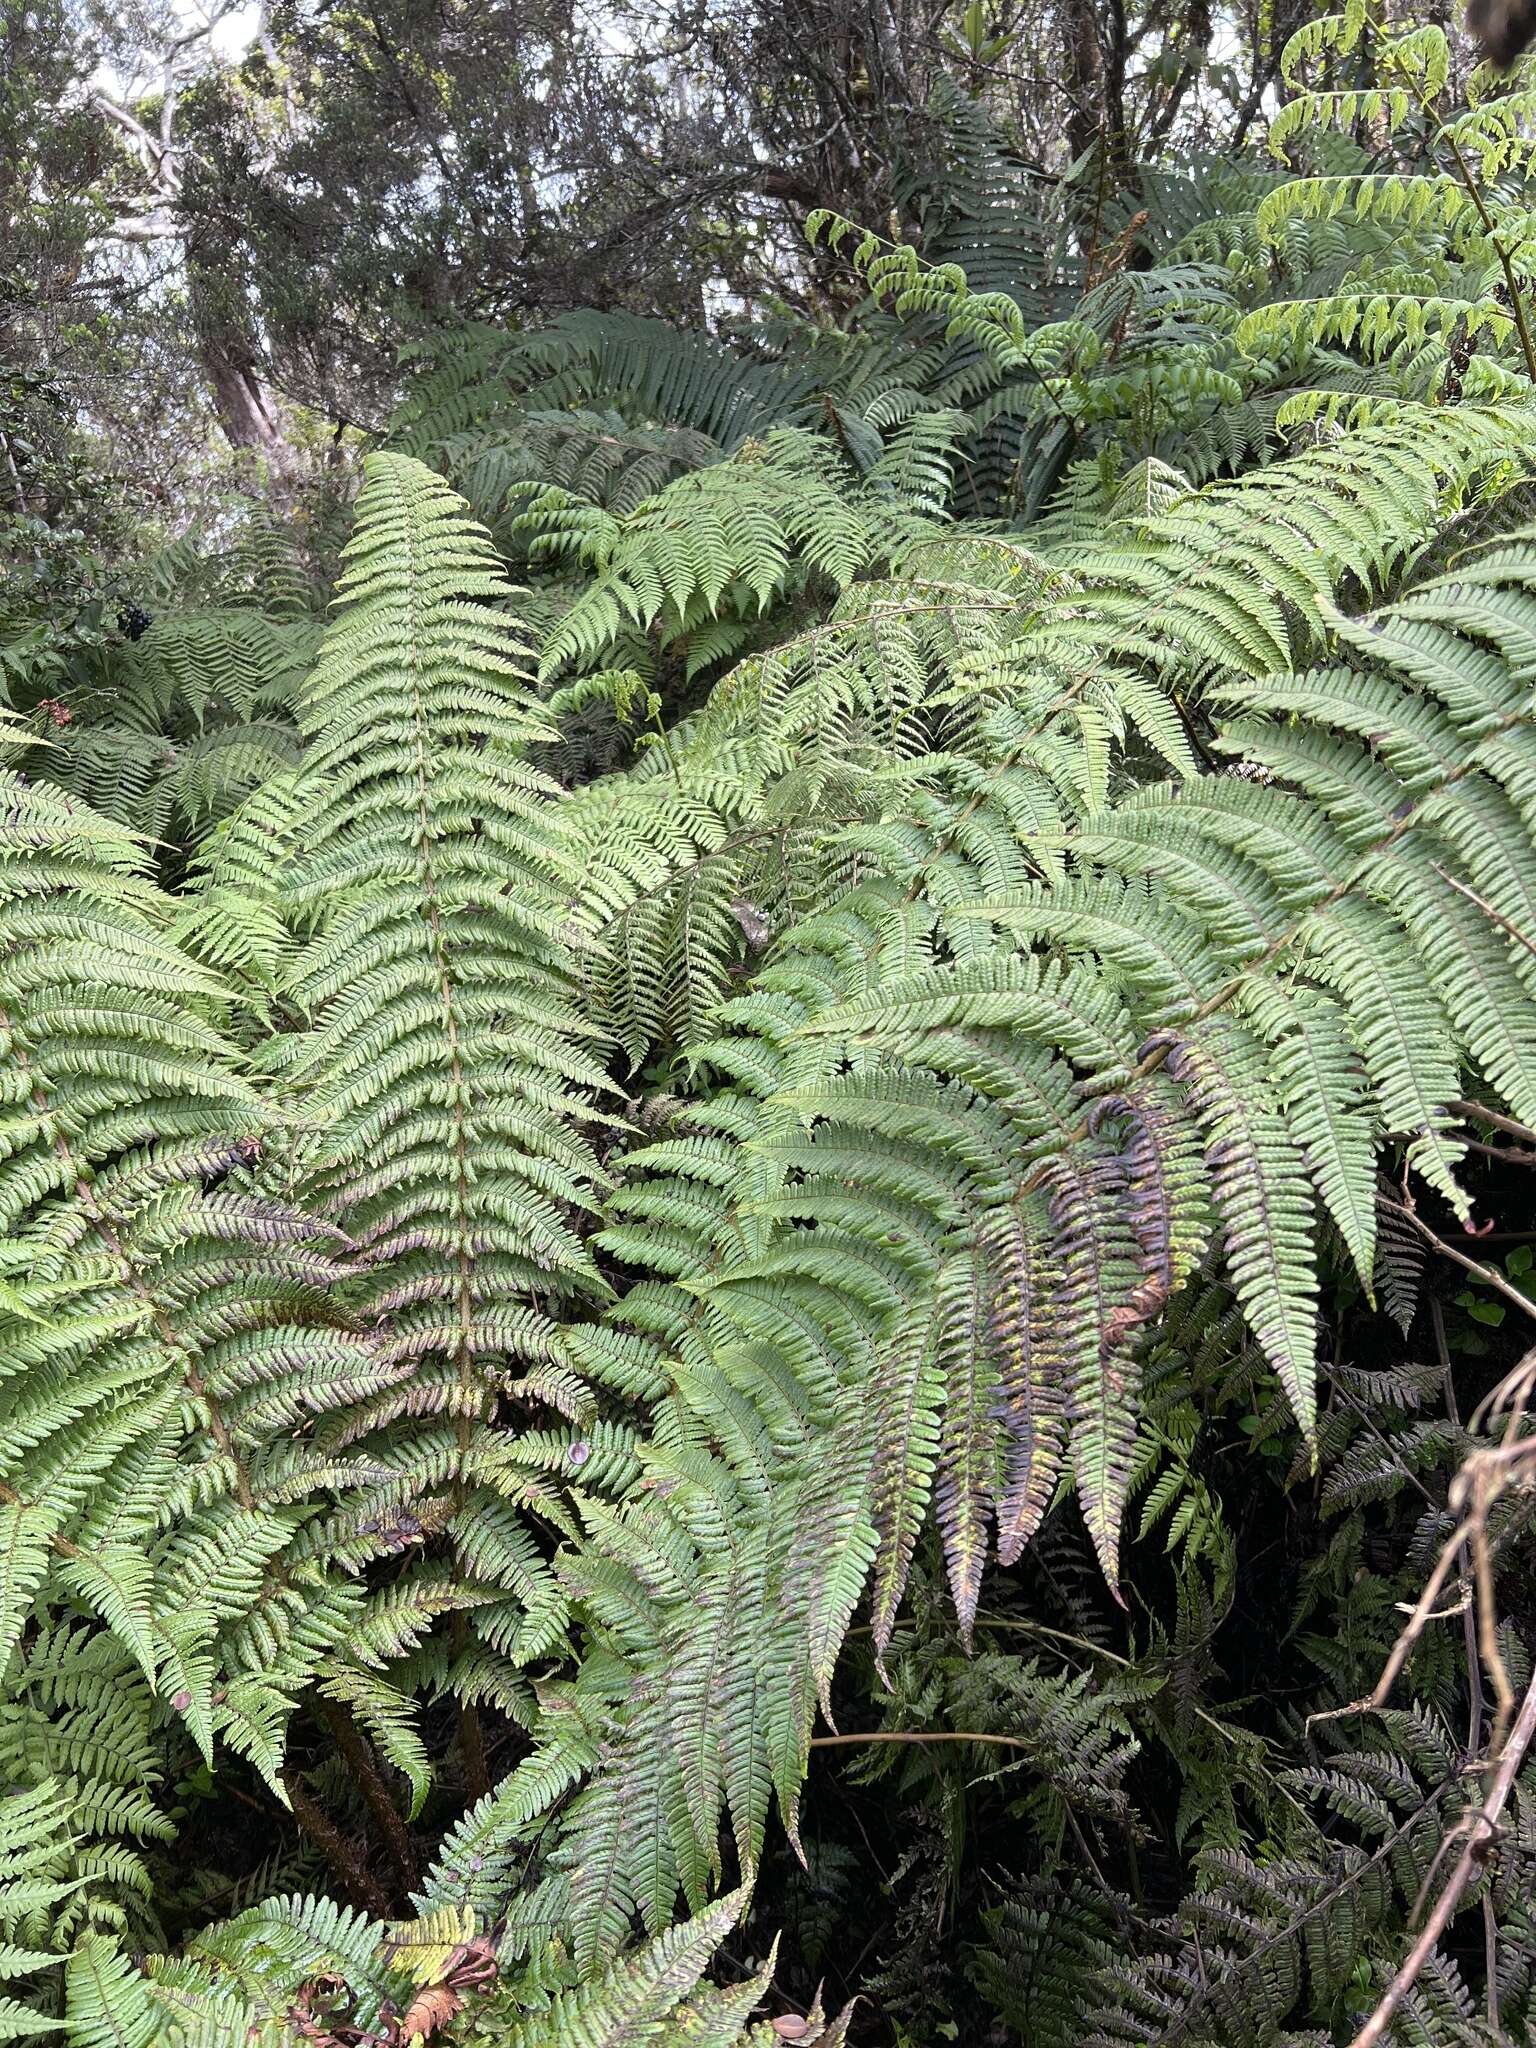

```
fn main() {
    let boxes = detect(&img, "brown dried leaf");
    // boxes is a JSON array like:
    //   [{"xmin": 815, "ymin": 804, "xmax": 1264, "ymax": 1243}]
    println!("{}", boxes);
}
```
[{"xmin": 397, "ymin": 1983, "xmax": 463, "ymax": 2043}]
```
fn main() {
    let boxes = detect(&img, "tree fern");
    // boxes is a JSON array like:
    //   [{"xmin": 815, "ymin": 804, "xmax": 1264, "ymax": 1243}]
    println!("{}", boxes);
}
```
[
  {"xmin": 9, "ymin": 59, "xmax": 1536, "ymax": 2037},
  {"xmin": 512, "ymin": 518, "xmax": 1536, "ymax": 1960},
  {"xmin": 0, "ymin": 759, "xmax": 383, "ymax": 1756},
  {"xmin": 552, "ymin": 398, "xmax": 1534, "ymax": 1082}
]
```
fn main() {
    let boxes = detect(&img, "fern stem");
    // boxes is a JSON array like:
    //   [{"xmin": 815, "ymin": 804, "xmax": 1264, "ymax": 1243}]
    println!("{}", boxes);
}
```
[
  {"xmin": 1429, "ymin": 1294, "xmax": 1500, "ymax": 2038},
  {"xmin": 1377, "ymin": 30, "xmax": 1536, "ymax": 384},
  {"xmin": 1453, "ymin": 1098, "xmax": 1536, "ymax": 1147},
  {"xmin": 281, "ymin": 1766, "xmax": 392, "ymax": 1918},
  {"xmin": 1432, "ymin": 1297, "xmax": 1496, "ymax": 1840},
  {"xmin": 403, "ymin": 631, "xmax": 481, "ymax": 1455},
  {"xmin": 1459, "ymin": 1133, "xmax": 1536, "ymax": 1169},
  {"xmin": 454, "ymin": 1625, "xmax": 491, "ymax": 1804},
  {"xmin": 315, "ymin": 1696, "xmax": 420, "ymax": 1891}
]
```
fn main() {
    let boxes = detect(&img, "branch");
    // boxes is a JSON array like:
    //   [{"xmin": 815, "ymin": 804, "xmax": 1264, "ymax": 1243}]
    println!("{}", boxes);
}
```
[
  {"xmin": 809, "ymin": 1729, "xmax": 1034, "ymax": 1751},
  {"xmin": 91, "ymin": 92, "xmax": 181, "ymax": 194},
  {"xmin": 1347, "ymin": 1667, "xmax": 1536, "ymax": 2048},
  {"xmin": 1455, "ymin": 1098, "xmax": 1536, "ymax": 1147},
  {"xmin": 1378, "ymin": 1196, "xmax": 1536, "ymax": 1322}
]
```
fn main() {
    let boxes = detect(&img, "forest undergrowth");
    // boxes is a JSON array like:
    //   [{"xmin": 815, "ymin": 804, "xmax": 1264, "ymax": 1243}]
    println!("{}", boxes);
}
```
[{"xmin": 6, "ymin": 3, "xmax": 1536, "ymax": 2041}]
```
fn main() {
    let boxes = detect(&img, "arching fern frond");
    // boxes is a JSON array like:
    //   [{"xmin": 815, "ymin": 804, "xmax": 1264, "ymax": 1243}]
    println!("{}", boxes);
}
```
[
  {"xmin": 519, "ymin": 525, "xmax": 1536, "ymax": 1960},
  {"xmin": 269, "ymin": 452, "xmax": 615, "ymax": 1713}
]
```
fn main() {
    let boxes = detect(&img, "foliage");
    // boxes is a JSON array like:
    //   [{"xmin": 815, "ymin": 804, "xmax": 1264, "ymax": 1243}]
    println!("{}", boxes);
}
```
[{"xmin": 4, "ymin": 9, "xmax": 1536, "ymax": 2048}]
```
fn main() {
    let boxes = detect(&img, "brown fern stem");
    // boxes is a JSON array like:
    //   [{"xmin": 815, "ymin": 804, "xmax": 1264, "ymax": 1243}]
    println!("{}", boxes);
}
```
[
  {"xmin": 458, "ymin": 1695, "xmax": 491, "ymax": 1803},
  {"xmin": 315, "ymin": 1696, "xmax": 419, "ymax": 1891},
  {"xmin": 1348, "ymin": 1667, "xmax": 1536, "ymax": 2048},
  {"xmin": 281, "ymin": 1766, "xmax": 392, "ymax": 1919}
]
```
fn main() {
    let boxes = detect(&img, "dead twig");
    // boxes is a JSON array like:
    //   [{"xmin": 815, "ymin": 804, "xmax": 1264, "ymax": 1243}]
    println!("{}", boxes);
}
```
[
  {"xmin": 1343, "ymin": 1342, "xmax": 1536, "ymax": 2046},
  {"xmin": 1347, "ymin": 1670, "xmax": 1536, "ymax": 2048}
]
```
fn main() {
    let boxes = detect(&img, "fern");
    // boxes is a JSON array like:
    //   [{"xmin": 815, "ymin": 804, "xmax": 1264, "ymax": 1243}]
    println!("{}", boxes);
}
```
[
  {"xmin": 11, "ymin": 527, "xmax": 318, "ymax": 852},
  {"xmin": 0, "ymin": 760, "xmax": 384, "ymax": 1772},
  {"xmin": 267, "ymin": 451, "xmax": 617, "ymax": 1725},
  {"xmin": 511, "ymin": 514, "xmax": 1536, "ymax": 1963},
  {"xmin": 8, "ymin": 56, "xmax": 1536, "ymax": 2041}
]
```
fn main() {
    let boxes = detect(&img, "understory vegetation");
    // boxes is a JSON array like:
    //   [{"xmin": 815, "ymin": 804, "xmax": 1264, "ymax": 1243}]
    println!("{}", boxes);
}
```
[{"xmin": 7, "ymin": 0, "xmax": 1536, "ymax": 2040}]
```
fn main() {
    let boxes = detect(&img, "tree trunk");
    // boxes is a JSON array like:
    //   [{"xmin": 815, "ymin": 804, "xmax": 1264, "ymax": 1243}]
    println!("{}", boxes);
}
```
[
  {"xmin": 1064, "ymin": 0, "xmax": 1135, "ymax": 261},
  {"xmin": 188, "ymin": 246, "xmax": 290, "ymax": 461},
  {"xmin": 200, "ymin": 343, "xmax": 285, "ymax": 452}
]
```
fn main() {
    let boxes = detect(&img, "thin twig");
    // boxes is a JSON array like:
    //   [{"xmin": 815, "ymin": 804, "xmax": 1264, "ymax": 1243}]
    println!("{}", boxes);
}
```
[
  {"xmin": 1379, "ymin": 1198, "xmax": 1536, "ymax": 1324},
  {"xmin": 1430, "ymin": 1295, "xmax": 1503, "ymax": 2027},
  {"xmin": 1430, "ymin": 1300, "xmax": 1483, "ymax": 1747},
  {"xmin": 1454, "ymin": 1099, "xmax": 1536, "ymax": 1147},
  {"xmin": 1347, "ymin": 1669, "xmax": 1536, "ymax": 2048},
  {"xmin": 1343, "ymin": 1329, "xmax": 1536, "ymax": 2045},
  {"xmin": 808, "ymin": 1729, "xmax": 1034, "ymax": 1751}
]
